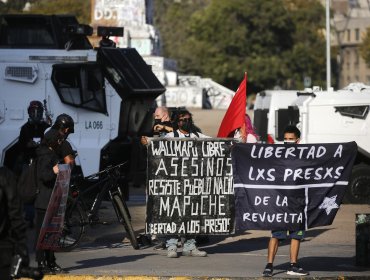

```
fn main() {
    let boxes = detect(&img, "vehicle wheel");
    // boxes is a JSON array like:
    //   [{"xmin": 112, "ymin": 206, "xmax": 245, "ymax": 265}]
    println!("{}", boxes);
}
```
[
  {"xmin": 59, "ymin": 200, "xmax": 85, "ymax": 251},
  {"xmin": 112, "ymin": 194, "xmax": 139, "ymax": 249},
  {"xmin": 344, "ymin": 164, "xmax": 370, "ymax": 204}
]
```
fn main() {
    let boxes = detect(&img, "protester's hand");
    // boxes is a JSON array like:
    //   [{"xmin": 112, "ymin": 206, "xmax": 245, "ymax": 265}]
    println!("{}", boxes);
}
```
[
  {"xmin": 153, "ymin": 124, "xmax": 164, "ymax": 132},
  {"xmin": 53, "ymin": 164, "xmax": 59, "ymax": 174},
  {"xmin": 26, "ymin": 140, "xmax": 38, "ymax": 148},
  {"xmin": 64, "ymin": 155, "xmax": 75, "ymax": 166},
  {"xmin": 154, "ymin": 124, "xmax": 173, "ymax": 133},
  {"xmin": 141, "ymin": 136, "xmax": 149, "ymax": 146}
]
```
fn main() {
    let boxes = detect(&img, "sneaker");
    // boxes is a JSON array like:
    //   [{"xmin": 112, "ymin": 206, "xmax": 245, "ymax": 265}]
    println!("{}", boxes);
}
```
[
  {"xmin": 287, "ymin": 263, "xmax": 309, "ymax": 276},
  {"xmin": 59, "ymin": 235, "xmax": 77, "ymax": 246},
  {"xmin": 153, "ymin": 241, "xmax": 166, "ymax": 250},
  {"xmin": 38, "ymin": 261, "xmax": 53, "ymax": 275},
  {"xmin": 48, "ymin": 261, "xmax": 68, "ymax": 274},
  {"xmin": 167, "ymin": 245, "xmax": 178, "ymax": 258},
  {"xmin": 182, "ymin": 247, "xmax": 207, "ymax": 257},
  {"xmin": 262, "ymin": 264, "xmax": 273, "ymax": 277}
]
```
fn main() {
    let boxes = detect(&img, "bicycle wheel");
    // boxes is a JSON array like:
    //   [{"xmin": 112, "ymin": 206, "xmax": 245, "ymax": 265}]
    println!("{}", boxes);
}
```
[
  {"xmin": 112, "ymin": 194, "xmax": 139, "ymax": 249},
  {"xmin": 59, "ymin": 200, "xmax": 85, "ymax": 251}
]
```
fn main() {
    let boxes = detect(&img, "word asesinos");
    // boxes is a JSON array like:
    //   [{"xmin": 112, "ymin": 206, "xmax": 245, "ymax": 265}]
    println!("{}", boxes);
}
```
[
  {"xmin": 155, "ymin": 157, "xmax": 232, "ymax": 177},
  {"xmin": 148, "ymin": 177, "xmax": 233, "ymax": 196},
  {"xmin": 159, "ymin": 195, "xmax": 227, "ymax": 216},
  {"xmin": 146, "ymin": 218, "xmax": 230, "ymax": 234},
  {"xmin": 151, "ymin": 140, "xmax": 227, "ymax": 157},
  {"xmin": 248, "ymin": 166, "xmax": 344, "ymax": 182}
]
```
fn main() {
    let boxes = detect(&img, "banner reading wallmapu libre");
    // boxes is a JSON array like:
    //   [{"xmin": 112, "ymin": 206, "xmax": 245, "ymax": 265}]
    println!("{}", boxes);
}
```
[
  {"xmin": 145, "ymin": 138, "xmax": 235, "ymax": 235},
  {"xmin": 233, "ymin": 142, "xmax": 357, "ymax": 231}
]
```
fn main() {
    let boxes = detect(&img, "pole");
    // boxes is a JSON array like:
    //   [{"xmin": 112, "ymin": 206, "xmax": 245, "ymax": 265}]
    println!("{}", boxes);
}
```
[{"xmin": 326, "ymin": 0, "xmax": 331, "ymax": 91}]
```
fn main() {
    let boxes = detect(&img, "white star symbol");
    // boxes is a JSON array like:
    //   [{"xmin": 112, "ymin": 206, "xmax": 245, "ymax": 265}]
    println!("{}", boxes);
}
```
[{"xmin": 319, "ymin": 195, "xmax": 339, "ymax": 215}]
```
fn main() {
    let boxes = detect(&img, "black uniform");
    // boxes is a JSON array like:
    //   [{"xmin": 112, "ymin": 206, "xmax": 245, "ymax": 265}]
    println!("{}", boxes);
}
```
[
  {"xmin": 0, "ymin": 167, "xmax": 28, "ymax": 279},
  {"xmin": 17, "ymin": 120, "xmax": 50, "ymax": 228},
  {"xmin": 33, "ymin": 144, "xmax": 59, "ymax": 265},
  {"xmin": 18, "ymin": 121, "xmax": 50, "ymax": 165},
  {"xmin": 46, "ymin": 128, "xmax": 75, "ymax": 160}
]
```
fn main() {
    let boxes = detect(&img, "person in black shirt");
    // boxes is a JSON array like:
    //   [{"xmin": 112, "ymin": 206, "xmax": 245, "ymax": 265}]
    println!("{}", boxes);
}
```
[
  {"xmin": 0, "ymin": 167, "xmax": 29, "ymax": 279},
  {"xmin": 17, "ymin": 101, "xmax": 50, "ymax": 228},
  {"xmin": 18, "ymin": 101, "xmax": 51, "ymax": 166},
  {"xmin": 48, "ymin": 114, "xmax": 76, "ymax": 167},
  {"xmin": 34, "ymin": 129, "xmax": 66, "ymax": 275}
]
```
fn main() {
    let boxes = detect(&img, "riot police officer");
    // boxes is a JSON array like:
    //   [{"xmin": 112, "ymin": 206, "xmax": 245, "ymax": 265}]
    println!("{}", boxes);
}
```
[
  {"xmin": 0, "ymin": 167, "xmax": 29, "ymax": 279},
  {"xmin": 18, "ymin": 100, "xmax": 50, "ymax": 169},
  {"xmin": 49, "ymin": 113, "xmax": 76, "ymax": 167},
  {"xmin": 17, "ymin": 101, "xmax": 50, "ymax": 228}
]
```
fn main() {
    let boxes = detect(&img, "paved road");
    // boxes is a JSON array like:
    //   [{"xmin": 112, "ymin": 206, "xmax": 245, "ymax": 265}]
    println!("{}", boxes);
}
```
[
  {"xmin": 26, "ymin": 109, "xmax": 370, "ymax": 279},
  {"xmin": 27, "ymin": 195, "xmax": 370, "ymax": 278}
]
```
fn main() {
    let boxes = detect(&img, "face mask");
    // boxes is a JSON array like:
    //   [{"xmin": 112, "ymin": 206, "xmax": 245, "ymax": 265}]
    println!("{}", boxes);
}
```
[
  {"xmin": 284, "ymin": 140, "xmax": 297, "ymax": 144},
  {"xmin": 29, "ymin": 108, "xmax": 43, "ymax": 124},
  {"xmin": 179, "ymin": 118, "xmax": 192, "ymax": 132}
]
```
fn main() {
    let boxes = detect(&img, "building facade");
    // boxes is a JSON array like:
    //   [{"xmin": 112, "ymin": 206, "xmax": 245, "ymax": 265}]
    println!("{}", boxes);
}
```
[{"xmin": 326, "ymin": 0, "xmax": 370, "ymax": 88}]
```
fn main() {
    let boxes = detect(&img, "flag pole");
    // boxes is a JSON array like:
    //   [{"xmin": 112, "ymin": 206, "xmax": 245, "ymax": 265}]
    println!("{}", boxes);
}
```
[{"xmin": 326, "ymin": 0, "xmax": 331, "ymax": 91}]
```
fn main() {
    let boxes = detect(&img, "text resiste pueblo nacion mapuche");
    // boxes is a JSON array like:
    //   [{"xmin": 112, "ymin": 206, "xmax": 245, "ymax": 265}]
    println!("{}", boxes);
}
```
[
  {"xmin": 237, "ymin": 143, "xmax": 346, "ymax": 226},
  {"xmin": 146, "ymin": 139, "xmax": 235, "ymax": 235}
]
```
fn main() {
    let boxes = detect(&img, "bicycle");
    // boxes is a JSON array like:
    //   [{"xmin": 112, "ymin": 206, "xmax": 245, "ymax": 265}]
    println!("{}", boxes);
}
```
[{"xmin": 59, "ymin": 162, "xmax": 139, "ymax": 251}]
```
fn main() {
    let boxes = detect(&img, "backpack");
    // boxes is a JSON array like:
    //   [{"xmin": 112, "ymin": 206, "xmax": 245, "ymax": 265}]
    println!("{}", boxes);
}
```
[{"xmin": 16, "ymin": 160, "xmax": 38, "ymax": 204}]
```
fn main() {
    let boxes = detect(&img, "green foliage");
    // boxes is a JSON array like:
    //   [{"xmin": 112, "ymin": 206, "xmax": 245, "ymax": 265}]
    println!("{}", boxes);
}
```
[
  {"xmin": 26, "ymin": 0, "xmax": 90, "ymax": 24},
  {"xmin": 0, "ymin": 0, "xmax": 89, "ymax": 24},
  {"xmin": 0, "ymin": 0, "xmax": 91, "ymax": 24},
  {"xmin": 154, "ymin": 0, "xmax": 210, "ymax": 66},
  {"xmin": 360, "ymin": 28, "xmax": 370, "ymax": 68},
  {"xmin": 0, "ymin": 0, "xmax": 29, "ymax": 13},
  {"xmin": 283, "ymin": 0, "xmax": 328, "ymax": 89},
  {"xmin": 1, "ymin": 0, "xmax": 330, "ymax": 92},
  {"xmin": 155, "ymin": 0, "xmax": 331, "ymax": 92}
]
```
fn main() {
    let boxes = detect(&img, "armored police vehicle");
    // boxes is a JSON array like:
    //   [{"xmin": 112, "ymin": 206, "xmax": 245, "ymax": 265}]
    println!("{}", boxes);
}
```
[
  {"xmin": 253, "ymin": 84, "xmax": 370, "ymax": 203},
  {"xmin": 0, "ymin": 14, "xmax": 165, "ymax": 178}
]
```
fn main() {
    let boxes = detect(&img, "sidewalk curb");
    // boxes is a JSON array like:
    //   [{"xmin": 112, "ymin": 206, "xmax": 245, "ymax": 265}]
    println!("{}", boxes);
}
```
[{"xmin": 41, "ymin": 275, "xmax": 370, "ymax": 280}]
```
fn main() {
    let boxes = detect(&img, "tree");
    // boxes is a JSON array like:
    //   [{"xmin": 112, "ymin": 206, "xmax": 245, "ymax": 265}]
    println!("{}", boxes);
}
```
[
  {"xmin": 154, "ymin": 0, "xmax": 330, "ymax": 93},
  {"xmin": 26, "ymin": 0, "xmax": 90, "ymax": 24},
  {"xmin": 283, "ymin": 0, "xmax": 329, "ymax": 89},
  {"xmin": 174, "ymin": 0, "xmax": 295, "ymax": 92},
  {"xmin": 153, "ymin": 0, "xmax": 210, "ymax": 65},
  {"xmin": 360, "ymin": 28, "xmax": 370, "ymax": 67}
]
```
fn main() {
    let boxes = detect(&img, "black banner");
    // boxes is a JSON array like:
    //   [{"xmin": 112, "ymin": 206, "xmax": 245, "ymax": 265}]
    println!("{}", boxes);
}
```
[
  {"xmin": 145, "ymin": 138, "xmax": 235, "ymax": 235},
  {"xmin": 232, "ymin": 142, "xmax": 357, "ymax": 231}
]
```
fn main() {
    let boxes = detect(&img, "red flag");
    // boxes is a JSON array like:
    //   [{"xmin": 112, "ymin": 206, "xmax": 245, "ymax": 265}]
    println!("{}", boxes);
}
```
[{"xmin": 217, "ymin": 74, "xmax": 247, "ymax": 137}]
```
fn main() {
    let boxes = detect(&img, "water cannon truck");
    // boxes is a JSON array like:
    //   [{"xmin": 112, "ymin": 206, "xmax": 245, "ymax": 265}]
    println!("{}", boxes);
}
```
[
  {"xmin": 0, "ymin": 14, "xmax": 165, "ymax": 182},
  {"xmin": 253, "ymin": 84, "xmax": 370, "ymax": 204}
]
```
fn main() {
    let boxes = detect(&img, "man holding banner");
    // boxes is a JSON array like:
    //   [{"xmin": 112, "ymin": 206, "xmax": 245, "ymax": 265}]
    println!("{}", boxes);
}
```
[
  {"xmin": 262, "ymin": 126, "xmax": 308, "ymax": 276},
  {"xmin": 164, "ymin": 109, "xmax": 210, "ymax": 258},
  {"xmin": 232, "ymin": 124, "xmax": 357, "ymax": 277}
]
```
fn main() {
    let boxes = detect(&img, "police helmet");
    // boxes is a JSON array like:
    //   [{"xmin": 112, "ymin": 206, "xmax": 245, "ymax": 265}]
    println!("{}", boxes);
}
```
[
  {"xmin": 27, "ymin": 100, "xmax": 44, "ymax": 122},
  {"xmin": 53, "ymin": 113, "xmax": 74, "ymax": 133}
]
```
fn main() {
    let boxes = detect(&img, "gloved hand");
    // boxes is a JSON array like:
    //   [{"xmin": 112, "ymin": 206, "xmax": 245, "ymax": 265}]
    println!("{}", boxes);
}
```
[{"xmin": 26, "ymin": 140, "xmax": 38, "ymax": 148}]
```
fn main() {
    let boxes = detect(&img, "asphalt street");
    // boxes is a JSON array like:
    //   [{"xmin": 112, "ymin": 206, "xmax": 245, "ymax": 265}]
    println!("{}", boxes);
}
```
[
  {"xmin": 26, "ymin": 193, "xmax": 370, "ymax": 279},
  {"xmin": 26, "ymin": 109, "xmax": 370, "ymax": 279}
]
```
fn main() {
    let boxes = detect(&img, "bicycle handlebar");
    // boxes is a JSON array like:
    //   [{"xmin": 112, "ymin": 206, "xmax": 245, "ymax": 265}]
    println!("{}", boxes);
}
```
[{"xmin": 84, "ymin": 161, "xmax": 128, "ymax": 180}]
